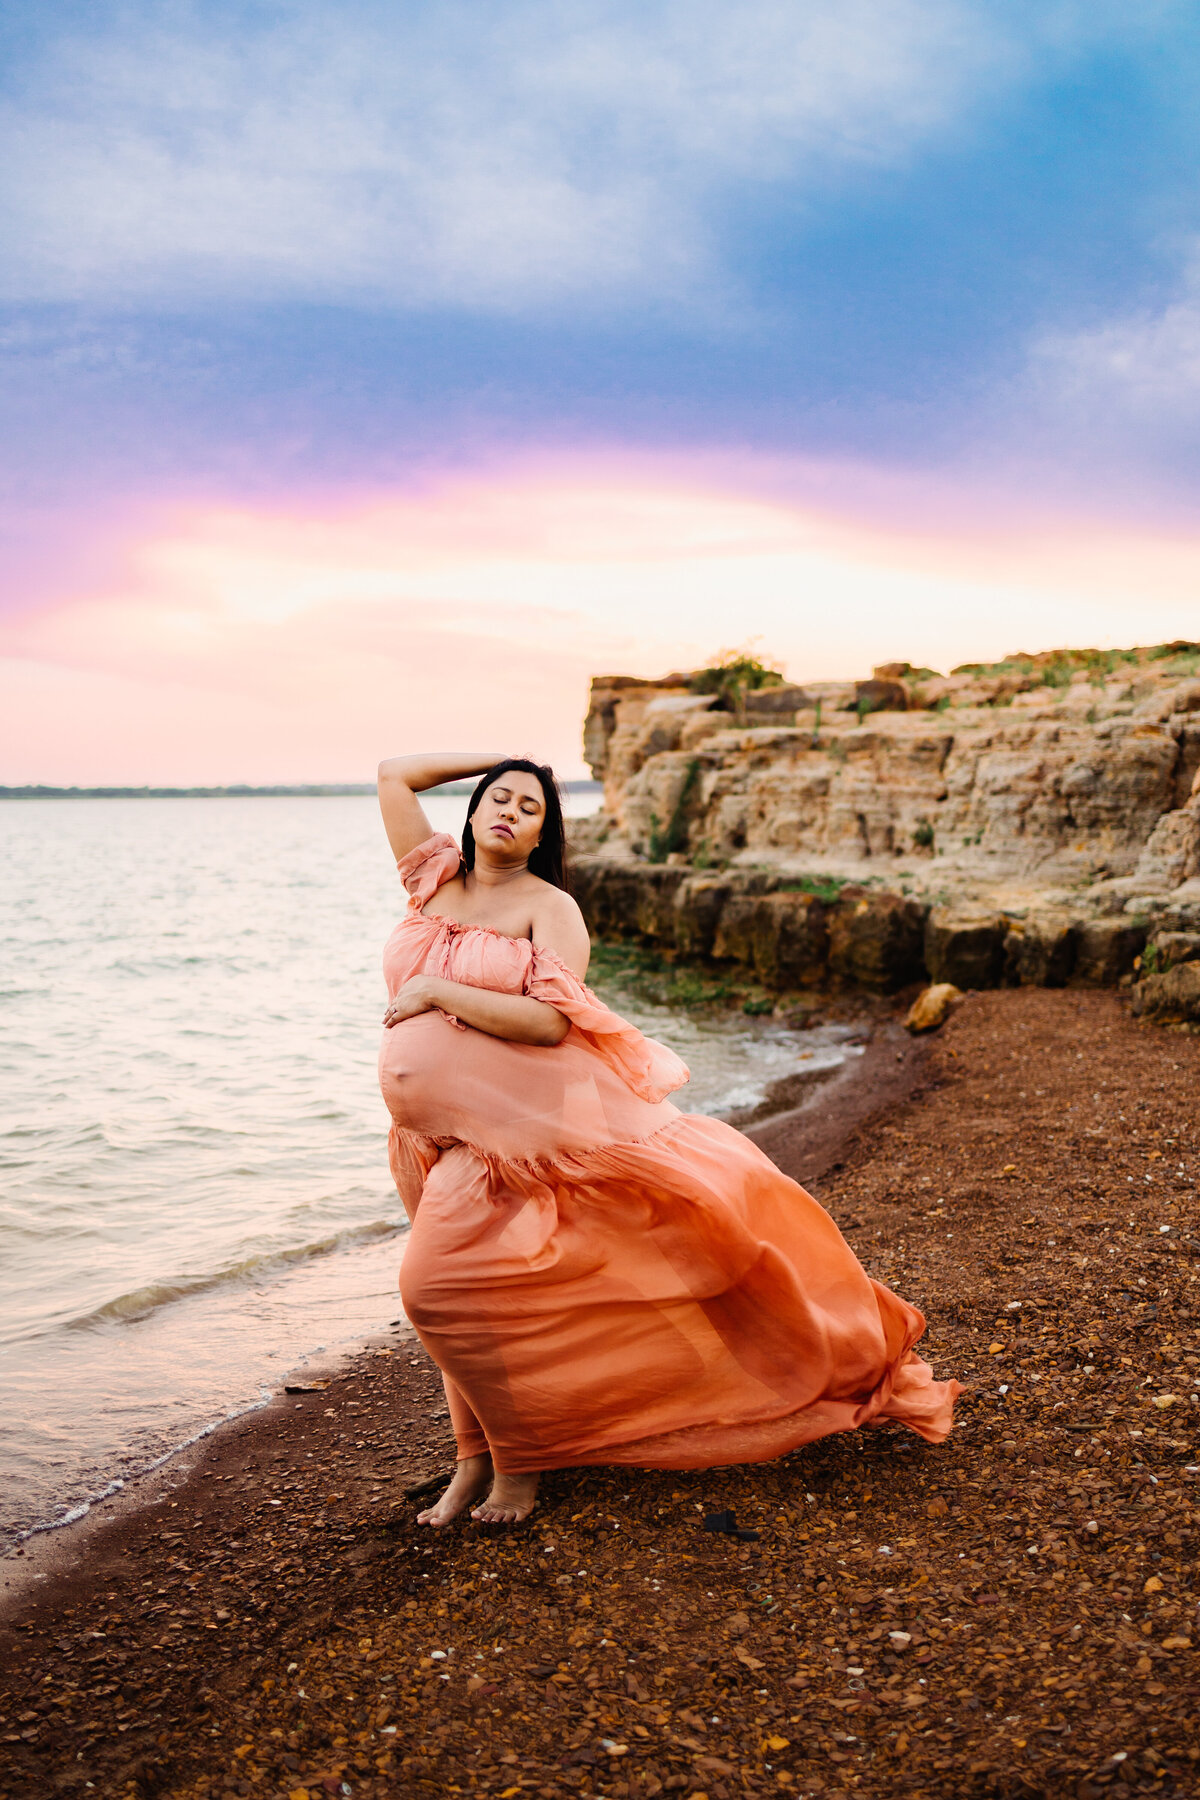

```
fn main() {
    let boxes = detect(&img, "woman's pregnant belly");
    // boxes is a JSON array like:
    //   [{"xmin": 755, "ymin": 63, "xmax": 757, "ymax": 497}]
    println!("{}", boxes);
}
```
[{"xmin": 378, "ymin": 1011, "xmax": 678, "ymax": 1163}]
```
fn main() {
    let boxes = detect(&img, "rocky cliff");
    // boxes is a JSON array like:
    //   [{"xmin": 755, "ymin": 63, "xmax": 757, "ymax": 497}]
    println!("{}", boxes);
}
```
[{"xmin": 571, "ymin": 644, "xmax": 1200, "ymax": 1018}]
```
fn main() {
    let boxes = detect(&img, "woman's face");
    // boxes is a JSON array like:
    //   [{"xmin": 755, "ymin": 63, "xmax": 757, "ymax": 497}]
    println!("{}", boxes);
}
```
[{"xmin": 471, "ymin": 772, "xmax": 546, "ymax": 866}]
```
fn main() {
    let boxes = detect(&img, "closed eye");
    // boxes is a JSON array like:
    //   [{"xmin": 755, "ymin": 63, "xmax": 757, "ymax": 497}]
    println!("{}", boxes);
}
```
[{"xmin": 488, "ymin": 785, "xmax": 542, "ymax": 816}]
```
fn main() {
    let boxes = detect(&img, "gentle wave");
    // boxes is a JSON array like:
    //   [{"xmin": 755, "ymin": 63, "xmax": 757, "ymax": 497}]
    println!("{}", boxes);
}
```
[
  {"xmin": 19, "ymin": 1393, "xmax": 275, "ymax": 1540},
  {"xmin": 63, "ymin": 1219, "xmax": 406, "ymax": 1332}
]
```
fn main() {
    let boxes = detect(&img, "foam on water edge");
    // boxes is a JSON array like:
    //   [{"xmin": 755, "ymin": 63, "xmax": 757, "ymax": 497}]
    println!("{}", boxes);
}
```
[{"xmin": 18, "ymin": 1392, "xmax": 275, "ymax": 1541}]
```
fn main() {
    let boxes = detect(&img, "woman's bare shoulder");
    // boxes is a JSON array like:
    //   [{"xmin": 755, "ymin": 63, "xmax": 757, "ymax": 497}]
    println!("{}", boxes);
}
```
[
  {"xmin": 528, "ymin": 881, "xmax": 590, "ymax": 975},
  {"xmin": 529, "ymin": 879, "xmax": 584, "ymax": 923}
]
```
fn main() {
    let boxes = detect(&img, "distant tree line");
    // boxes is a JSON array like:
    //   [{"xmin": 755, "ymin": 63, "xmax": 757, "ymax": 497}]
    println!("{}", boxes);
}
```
[
  {"xmin": 0, "ymin": 783, "xmax": 380, "ymax": 799},
  {"xmin": 0, "ymin": 780, "xmax": 601, "ymax": 800}
]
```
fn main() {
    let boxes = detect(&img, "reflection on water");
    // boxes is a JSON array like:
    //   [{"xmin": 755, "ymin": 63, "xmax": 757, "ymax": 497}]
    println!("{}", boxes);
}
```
[{"xmin": 0, "ymin": 795, "xmax": 862, "ymax": 1544}]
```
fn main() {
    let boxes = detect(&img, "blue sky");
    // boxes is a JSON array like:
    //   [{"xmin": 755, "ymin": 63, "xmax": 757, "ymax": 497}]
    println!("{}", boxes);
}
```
[{"xmin": 3, "ymin": 3, "xmax": 1200, "ymax": 780}]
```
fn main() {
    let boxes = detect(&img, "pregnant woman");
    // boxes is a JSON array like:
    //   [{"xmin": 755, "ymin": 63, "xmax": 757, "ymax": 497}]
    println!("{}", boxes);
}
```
[{"xmin": 378, "ymin": 751, "xmax": 960, "ymax": 1527}]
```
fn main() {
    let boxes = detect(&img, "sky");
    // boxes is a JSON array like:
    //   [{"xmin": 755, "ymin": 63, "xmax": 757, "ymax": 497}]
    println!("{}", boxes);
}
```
[{"xmin": 3, "ymin": 1, "xmax": 1200, "ymax": 784}]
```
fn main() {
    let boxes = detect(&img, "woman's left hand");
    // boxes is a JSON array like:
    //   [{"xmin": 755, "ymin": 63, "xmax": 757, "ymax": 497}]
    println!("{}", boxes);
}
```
[{"xmin": 383, "ymin": 976, "xmax": 439, "ymax": 1027}]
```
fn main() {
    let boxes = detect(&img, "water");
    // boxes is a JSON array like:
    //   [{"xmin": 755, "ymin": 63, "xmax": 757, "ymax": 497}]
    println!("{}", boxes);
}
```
[{"xmin": 0, "ymin": 795, "xmax": 857, "ymax": 1546}]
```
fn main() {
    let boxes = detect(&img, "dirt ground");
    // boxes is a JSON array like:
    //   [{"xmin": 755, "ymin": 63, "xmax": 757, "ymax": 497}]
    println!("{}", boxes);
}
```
[{"xmin": 2, "ymin": 988, "xmax": 1198, "ymax": 1800}]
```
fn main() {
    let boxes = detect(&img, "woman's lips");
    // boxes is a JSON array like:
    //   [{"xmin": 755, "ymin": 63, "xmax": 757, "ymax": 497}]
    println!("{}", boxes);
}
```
[{"xmin": 491, "ymin": 823, "xmax": 513, "ymax": 837}]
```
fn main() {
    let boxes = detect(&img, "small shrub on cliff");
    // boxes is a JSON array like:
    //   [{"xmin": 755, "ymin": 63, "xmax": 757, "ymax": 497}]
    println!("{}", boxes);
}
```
[
  {"xmin": 951, "ymin": 657, "xmax": 1034, "ymax": 678},
  {"xmin": 646, "ymin": 758, "xmax": 701, "ymax": 862},
  {"xmin": 689, "ymin": 649, "xmax": 783, "ymax": 712},
  {"xmin": 776, "ymin": 873, "xmax": 849, "ymax": 903},
  {"xmin": 1038, "ymin": 656, "xmax": 1073, "ymax": 689}
]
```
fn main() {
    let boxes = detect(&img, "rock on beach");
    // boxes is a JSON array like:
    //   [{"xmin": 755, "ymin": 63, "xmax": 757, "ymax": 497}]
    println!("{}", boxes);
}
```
[{"xmin": 904, "ymin": 982, "xmax": 963, "ymax": 1033}]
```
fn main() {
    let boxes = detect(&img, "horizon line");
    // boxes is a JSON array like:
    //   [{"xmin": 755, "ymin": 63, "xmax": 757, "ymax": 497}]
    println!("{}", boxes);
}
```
[{"xmin": 0, "ymin": 780, "xmax": 602, "ymax": 800}]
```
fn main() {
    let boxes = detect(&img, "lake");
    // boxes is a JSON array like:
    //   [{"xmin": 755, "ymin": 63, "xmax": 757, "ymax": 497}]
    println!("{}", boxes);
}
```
[{"xmin": 0, "ymin": 793, "xmax": 857, "ymax": 1544}]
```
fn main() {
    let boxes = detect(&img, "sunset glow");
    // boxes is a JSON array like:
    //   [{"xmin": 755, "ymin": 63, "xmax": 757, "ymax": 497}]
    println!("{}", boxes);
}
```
[
  {"xmin": 3, "ymin": 5, "xmax": 1200, "ymax": 782},
  {"xmin": 6, "ymin": 458, "xmax": 1200, "ymax": 784}
]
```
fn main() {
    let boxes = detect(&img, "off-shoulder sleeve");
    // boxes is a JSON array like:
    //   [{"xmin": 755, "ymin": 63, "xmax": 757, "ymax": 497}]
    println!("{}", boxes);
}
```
[
  {"xmin": 527, "ymin": 946, "xmax": 689, "ymax": 1104},
  {"xmin": 396, "ymin": 833, "xmax": 462, "ymax": 909}
]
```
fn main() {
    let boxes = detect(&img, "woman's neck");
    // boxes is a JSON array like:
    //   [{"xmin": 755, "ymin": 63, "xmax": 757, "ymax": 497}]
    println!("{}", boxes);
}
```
[{"xmin": 466, "ymin": 856, "xmax": 531, "ymax": 892}]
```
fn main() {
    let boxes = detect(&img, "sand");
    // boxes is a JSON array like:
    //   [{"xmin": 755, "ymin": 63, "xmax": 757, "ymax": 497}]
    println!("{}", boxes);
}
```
[{"xmin": 2, "ymin": 988, "xmax": 1198, "ymax": 1800}]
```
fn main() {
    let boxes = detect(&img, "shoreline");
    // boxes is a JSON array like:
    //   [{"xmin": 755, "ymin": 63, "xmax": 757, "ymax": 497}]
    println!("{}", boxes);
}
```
[
  {"xmin": 0, "ymin": 1325, "xmax": 414, "ymax": 1617},
  {"xmin": 0, "ymin": 1223, "xmax": 416, "ymax": 1560},
  {"xmin": 4, "ymin": 989, "xmax": 1198, "ymax": 1798},
  {"xmin": 3, "ymin": 1003, "xmax": 898, "ymax": 1565}
]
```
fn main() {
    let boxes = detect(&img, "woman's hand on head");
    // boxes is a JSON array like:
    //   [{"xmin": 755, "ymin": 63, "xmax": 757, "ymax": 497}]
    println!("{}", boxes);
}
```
[
  {"xmin": 383, "ymin": 976, "xmax": 439, "ymax": 1028},
  {"xmin": 377, "ymin": 752, "xmax": 505, "ymax": 862}
]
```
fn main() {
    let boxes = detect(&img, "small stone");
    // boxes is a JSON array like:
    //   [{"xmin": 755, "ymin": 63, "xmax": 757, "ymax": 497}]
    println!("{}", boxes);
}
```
[
  {"xmin": 1144, "ymin": 1576, "xmax": 1164, "ymax": 1594},
  {"xmin": 904, "ymin": 983, "xmax": 964, "ymax": 1034}
]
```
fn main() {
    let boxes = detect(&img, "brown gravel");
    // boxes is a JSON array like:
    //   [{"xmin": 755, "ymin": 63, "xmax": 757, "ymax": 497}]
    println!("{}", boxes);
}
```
[{"xmin": 2, "ymin": 987, "xmax": 1199, "ymax": 1800}]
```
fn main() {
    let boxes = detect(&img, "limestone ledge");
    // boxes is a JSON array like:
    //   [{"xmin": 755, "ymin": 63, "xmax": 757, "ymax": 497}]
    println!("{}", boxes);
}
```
[
  {"xmin": 575, "ymin": 645, "xmax": 1200, "ymax": 1016},
  {"xmin": 569, "ymin": 851, "xmax": 1200, "ymax": 1002}
]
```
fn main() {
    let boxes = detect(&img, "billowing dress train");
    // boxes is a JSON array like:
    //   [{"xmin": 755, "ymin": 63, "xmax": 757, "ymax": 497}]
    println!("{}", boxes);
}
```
[{"xmin": 379, "ymin": 835, "xmax": 959, "ymax": 1475}]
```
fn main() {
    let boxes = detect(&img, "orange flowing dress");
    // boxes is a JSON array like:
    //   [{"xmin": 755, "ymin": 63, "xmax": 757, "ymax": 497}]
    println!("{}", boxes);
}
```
[{"xmin": 379, "ymin": 835, "xmax": 959, "ymax": 1475}]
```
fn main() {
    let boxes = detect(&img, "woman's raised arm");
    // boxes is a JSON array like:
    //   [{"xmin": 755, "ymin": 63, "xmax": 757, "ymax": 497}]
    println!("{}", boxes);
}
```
[{"xmin": 377, "ymin": 752, "xmax": 503, "ymax": 861}]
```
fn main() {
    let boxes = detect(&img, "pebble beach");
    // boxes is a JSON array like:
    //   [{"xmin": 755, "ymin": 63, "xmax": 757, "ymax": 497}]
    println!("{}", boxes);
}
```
[{"xmin": 3, "ymin": 987, "xmax": 1199, "ymax": 1799}]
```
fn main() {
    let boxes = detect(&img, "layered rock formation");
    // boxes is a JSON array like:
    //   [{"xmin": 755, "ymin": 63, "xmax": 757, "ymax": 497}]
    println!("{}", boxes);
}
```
[{"xmin": 572, "ymin": 645, "xmax": 1200, "ymax": 1018}]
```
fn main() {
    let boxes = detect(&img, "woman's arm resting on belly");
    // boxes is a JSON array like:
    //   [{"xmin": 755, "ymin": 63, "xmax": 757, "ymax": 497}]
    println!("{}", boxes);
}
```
[{"xmin": 384, "ymin": 975, "xmax": 569, "ymax": 1046}]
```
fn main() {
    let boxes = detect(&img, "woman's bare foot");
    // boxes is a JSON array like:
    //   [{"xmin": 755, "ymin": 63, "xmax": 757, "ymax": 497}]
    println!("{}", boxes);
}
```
[
  {"xmin": 471, "ymin": 1470, "xmax": 540, "ymax": 1524},
  {"xmin": 417, "ymin": 1454, "xmax": 493, "ymax": 1527}
]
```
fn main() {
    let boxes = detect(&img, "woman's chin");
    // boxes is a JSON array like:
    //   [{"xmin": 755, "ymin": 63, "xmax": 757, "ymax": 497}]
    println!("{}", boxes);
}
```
[{"xmin": 479, "ymin": 838, "xmax": 527, "ymax": 864}]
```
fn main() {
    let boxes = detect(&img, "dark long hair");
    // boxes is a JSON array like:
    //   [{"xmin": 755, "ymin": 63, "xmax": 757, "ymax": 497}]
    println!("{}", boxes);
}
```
[{"xmin": 461, "ymin": 758, "xmax": 569, "ymax": 891}]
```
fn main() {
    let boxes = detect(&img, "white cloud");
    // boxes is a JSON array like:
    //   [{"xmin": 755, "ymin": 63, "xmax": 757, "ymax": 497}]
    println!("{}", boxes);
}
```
[
  {"xmin": 0, "ymin": 0, "xmax": 1147, "ymax": 313},
  {"xmin": 1031, "ymin": 246, "xmax": 1200, "ymax": 413}
]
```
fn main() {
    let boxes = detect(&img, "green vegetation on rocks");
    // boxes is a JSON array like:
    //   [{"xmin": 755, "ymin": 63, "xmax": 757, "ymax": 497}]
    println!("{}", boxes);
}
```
[
  {"xmin": 687, "ymin": 648, "xmax": 784, "ymax": 711},
  {"xmin": 586, "ymin": 938, "xmax": 774, "ymax": 1014}
]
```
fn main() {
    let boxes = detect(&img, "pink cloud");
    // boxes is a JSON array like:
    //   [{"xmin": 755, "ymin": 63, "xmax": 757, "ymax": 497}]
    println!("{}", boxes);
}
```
[
  {"xmin": 5, "ymin": 452, "xmax": 1200, "ymax": 785},
  {"xmin": 1, "ymin": 597, "xmax": 603, "ymax": 785}
]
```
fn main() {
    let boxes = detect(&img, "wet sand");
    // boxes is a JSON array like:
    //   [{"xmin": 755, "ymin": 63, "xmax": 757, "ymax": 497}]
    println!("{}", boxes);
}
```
[{"xmin": 2, "ymin": 989, "xmax": 1199, "ymax": 1800}]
